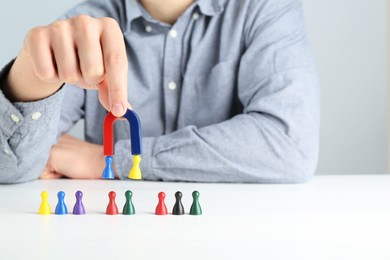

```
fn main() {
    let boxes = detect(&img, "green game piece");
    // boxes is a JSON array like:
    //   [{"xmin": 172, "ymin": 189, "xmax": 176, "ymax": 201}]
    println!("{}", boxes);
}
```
[
  {"xmin": 190, "ymin": 190, "xmax": 202, "ymax": 215},
  {"xmin": 123, "ymin": 190, "xmax": 135, "ymax": 215}
]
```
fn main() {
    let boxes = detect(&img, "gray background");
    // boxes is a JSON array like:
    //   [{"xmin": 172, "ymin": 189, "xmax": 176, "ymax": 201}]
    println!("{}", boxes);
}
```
[{"xmin": 0, "ymin": 0, "xmax": 388, "ymax": 175}]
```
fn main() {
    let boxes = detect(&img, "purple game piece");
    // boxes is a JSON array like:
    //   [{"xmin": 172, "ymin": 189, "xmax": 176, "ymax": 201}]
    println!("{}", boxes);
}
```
[{"xmin": 73, "ymin": 191, "xmax": 86, "ymax": 215}]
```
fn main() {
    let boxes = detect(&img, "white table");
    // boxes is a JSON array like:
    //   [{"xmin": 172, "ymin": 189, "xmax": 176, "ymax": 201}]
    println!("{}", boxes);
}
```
[{"xmin": 0, "ymin": 175, "xmax": 390, "ymax": 260}]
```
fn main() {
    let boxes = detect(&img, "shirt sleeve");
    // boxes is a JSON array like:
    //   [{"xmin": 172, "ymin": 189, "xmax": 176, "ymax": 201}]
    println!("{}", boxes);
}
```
[
  {"xmin": 0, "ymin": 60, "xmax": 65, "ymax": 183},
  {"xmin": 114, "ymin": 0, "xmax": 320, "ymax": 183}
]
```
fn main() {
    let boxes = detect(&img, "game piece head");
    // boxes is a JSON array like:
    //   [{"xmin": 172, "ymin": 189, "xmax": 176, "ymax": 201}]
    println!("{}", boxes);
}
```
[
  {"xmin": 41, "ymin": 191, "xmax": 49, "ymax": 199},
  {"xmin": 75, "ymin": 191, "xmax": 83, "ymax": 200},
  {"xmin": 105, "ymin": 156, "xmax": 113, "ymax": 164},
  {"xmin": 192, "ymin": 190, "xmax": 200, "ymax": 199},
  {"xmin": 133, "ymin": 155, "xmax": 141, "ymax": 164},
  {"xmin": 109, "ymin": 191, "xmax": 116, "ymax": 199},
  {"xmin": 57, "ymin": 191, "xmax": 65, "ymax": 200},
  {"xmin": 158, "ymin": 192, "xmax": 166, "ymax": 200},
  {"xmin": 175, "ymin": 191, "xmax": 182, "ymax": 199},
  {"xmin": 125, "ymin": 190, "xmax": 133, "ymax": 199}
]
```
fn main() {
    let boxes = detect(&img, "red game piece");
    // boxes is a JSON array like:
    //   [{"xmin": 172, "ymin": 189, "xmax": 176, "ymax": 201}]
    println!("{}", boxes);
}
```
[
  {"xmin": 155, "ymin": 192, "xmax": 168, "ymax": 215},
  {"xmin": 106, "ymin": 191, "xmax": 118, "ymax": 215}
]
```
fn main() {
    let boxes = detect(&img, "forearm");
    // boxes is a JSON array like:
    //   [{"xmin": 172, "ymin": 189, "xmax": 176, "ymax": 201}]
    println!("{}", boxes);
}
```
[
  {"xmin": 0, "ymin": 61, "xmax": 64, "ymax": 183},
  {"xmin": 114, "ymin": 111, "xmax": 319, "ymax": 183}
]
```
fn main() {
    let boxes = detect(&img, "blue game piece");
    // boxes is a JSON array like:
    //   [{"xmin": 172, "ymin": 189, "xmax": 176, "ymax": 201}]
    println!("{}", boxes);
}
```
[
  {"xmin": 123, "ymin": 109, "xmax": 142, "ymax": 155},
  {"xmin": 102, "ymin": 156, "xmax": 114, "ymax": 179},
  {"xmin": 55, "ymin": 191, "xmax": 68, "ymax": 215},
  {"xmin": 73, "ymin": 191, "xmax": 86, "ymax": 215}
]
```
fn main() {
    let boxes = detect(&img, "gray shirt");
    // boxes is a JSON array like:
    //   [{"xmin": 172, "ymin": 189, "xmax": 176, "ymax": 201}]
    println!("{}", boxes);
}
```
[{"xmin": 0, "ymin": 0, "xmax": 320, "ymax": 183}]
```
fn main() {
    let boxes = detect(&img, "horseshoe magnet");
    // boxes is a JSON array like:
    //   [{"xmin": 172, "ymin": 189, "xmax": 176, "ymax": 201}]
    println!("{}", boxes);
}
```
[{"xmin": 102, "ymin": 109, "xmax": 142, "ymax": 180}]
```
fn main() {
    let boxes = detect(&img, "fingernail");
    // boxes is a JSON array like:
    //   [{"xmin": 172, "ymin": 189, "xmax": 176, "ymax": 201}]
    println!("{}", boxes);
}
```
[{"xmin": 112, "ymin": 103, "xmax": 125, "ymax": 117}]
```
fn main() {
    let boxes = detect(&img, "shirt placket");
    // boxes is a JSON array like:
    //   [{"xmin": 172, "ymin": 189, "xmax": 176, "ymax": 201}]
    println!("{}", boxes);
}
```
[{"xmin": 162, "ymin": 20, "xmax": 188, "ymax": 134}]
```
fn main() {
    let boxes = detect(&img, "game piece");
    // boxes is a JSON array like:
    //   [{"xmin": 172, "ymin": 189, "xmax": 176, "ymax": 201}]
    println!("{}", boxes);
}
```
[
  {"xmin": 102, "ymin": 109, "xmax": 143, "ymax": 180},
  {"xmin": 55, "ymin": 191, "xmax": 68, "ymax": 215},
  {"xmin": 73, "ymin": 191, "xmax": 86, "ymax": 215},
  {"xmin": 123, "ymin": 190, "xmax": 135, "ymax": 215},
  {"xmin": 155, "ymin": 192, "xmax": 168, "ymax": 215},
  {"xmin": 172, "ymin": 191, "xmax": 185, "ymax": 215},
  {"xmin": 190, "ymin": 190, "xmax": 202, "ymax": 215},
  {"xmin": 102, "ymin": 156, "xmax": 114, "ymax": 179},
  {"xmin": 106, "ymin": 191, "xmax": 119, "ymax": 215},
  {"xmin": 38, "ymin": 191, "xmax": 51, "ymax": 215},
  {"xmin": 128, "ymin": 155, "xmax": 142, "ymax": 179}
]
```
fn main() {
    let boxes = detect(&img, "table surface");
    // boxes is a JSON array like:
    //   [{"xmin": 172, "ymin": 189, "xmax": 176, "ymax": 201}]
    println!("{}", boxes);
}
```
[{"xmin": 1, "ymin": 175, "xmax": 390, "ymax": 260}]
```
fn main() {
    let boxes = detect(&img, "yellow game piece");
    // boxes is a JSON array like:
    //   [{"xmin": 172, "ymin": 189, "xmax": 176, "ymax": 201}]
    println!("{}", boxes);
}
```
[
  {"xmin": 128, "ymin": 155, "xmax": 142, "ymax": 180},
  {"xmin": 38, "ymin": 191, "xmax": 51, "ymax": 215}
]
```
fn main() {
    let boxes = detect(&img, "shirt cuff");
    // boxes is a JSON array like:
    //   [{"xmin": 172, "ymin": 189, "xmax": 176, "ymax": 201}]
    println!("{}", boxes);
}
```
[{"xmin": 0, "ymin": 59, "xmax": 65, "ymax": 140}]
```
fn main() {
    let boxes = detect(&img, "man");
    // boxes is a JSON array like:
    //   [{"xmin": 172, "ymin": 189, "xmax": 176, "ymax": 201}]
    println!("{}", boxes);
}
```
[{"xmin": 0, "ymin": 0, "xmax": 320, "ymax": 183}]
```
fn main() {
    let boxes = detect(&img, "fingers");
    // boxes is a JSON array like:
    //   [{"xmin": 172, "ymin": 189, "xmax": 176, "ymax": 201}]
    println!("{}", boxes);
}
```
[
  {"xmin": 47, "ymin": 133, "xmax": 105, "ymax": 179},
  {"xmin": 40, "ymin": 171, "xmax": 63, "ymax": 179},
  {"xmin": 98, "ymin": 79, "xmax": 132, "ymax": 115},
  {"xmin": 40, "ymin": 155, "xmax": 63, "ymax": 180},
  {"xmin": 25, "ymin": 27, "xmax": 58, "ymax": 83},
  {"xmin": 24, "ymin": 15, "xmax": 129, "ymax": 116},
  {"xmin": 74, "ymin": 16, "xmax": 105, "ymax": 87},
  {"xmin": 98, "ymin": 78, "xmax": 110, "ymax": 111},
  {"xmin": 100, "ymin": 17, "xmax": 128, "ymax": 117},
  {"xmin": 50, "ymin": 21, "xmax": 82, "ymax": 85}
]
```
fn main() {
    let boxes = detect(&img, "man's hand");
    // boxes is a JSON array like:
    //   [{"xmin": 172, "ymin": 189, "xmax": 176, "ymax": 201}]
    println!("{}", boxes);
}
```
[
  {"xmin": 4, "ymin": 15, "xmax": 128, "ymax": 117},
  {"xmin": 40, "ymin": 134, "xmax": 108, "ymax": 179}
]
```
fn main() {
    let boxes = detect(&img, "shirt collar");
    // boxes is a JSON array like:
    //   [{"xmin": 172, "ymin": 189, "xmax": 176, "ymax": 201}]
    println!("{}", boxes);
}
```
[
  {"xmin": 125, "ymin": 0, "xmax": 227, "ymax": 23},
  {"xmin": 196, "ymin": 0, "xmax": 227, "ymax": 16},
  {"xmin": 124, "ymin": 0, "xmax": 227, "ymax": 31},
  {"xmin": 125, "ymin": 0, "xmax": 143, "ymax": 24}
]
